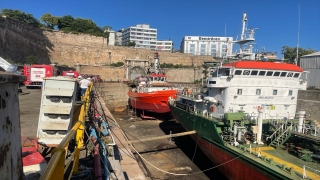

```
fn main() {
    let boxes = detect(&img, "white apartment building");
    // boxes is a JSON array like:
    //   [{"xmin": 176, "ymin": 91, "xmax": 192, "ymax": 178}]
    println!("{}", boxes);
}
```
[
  {"xmin": 122, "ymin": 24, "xmax": 158, "ymax": 49},
  {"xmin": 156, "ymin": 40, "xmax": 173, "ymax": 52},
  {"xmin": 180, "ymin": 36, "xmax": 233, "ymax": 57},
  {"xmin": 115, "ymin": 30, "xmax": 123, "ymax": 46}
]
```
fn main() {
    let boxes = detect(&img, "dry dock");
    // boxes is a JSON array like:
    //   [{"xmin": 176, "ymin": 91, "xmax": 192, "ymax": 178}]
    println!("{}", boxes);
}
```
[{"xmin": 19, "ymin": 86, "xmax": 227, "ymax": 179}]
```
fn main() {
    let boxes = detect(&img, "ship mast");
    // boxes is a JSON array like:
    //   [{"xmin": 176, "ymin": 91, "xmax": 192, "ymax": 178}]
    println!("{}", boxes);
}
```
[
  {"xmin": 234, "ymin": 12, "xmax": 257, "ymax": 60},
  {"xmin": 153, "ymin": 52, "xmax": 160, "ymax": 74},
  {"xmin": 240, "ymin": 12, "xmax": 247, "ymax": 41}
]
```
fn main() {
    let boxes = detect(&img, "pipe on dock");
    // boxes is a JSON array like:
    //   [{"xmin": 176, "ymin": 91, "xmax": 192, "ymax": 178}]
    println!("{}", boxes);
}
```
[{"xmin": 128, "ymin": 130, "xmax": 196, "ymax": 143}]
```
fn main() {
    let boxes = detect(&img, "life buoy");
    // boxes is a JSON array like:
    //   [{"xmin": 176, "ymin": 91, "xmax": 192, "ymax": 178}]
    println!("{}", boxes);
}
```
[{"xmin": 210, "ymin": 106, "xmax": 215, "ymax": 112}]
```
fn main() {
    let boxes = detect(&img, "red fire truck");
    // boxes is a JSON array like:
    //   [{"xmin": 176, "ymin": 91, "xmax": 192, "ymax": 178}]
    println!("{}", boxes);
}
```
[
  {"xmin": 23, "ymin": 64, "xmax": 79, "ymax": 88},
  {"xmin": 62, "ymin": 70, "xmax": 79, "ymax": 78}
]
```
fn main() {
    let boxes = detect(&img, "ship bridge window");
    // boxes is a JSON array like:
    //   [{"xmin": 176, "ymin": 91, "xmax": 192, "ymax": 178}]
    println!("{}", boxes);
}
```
[
  {"xmin": 258, "ymin": 71, "xmax": 266, "ymax": 76},
  {"xmin": 213, "ymin": 68, "xmax": 230, "ymax": 77},
  {"xmin": 251, "ymin": 70, "xmax": 258, "ymax": 75},
  {"xmin": 294, "ymin": 73, "xmax": 300, "ymax": 78},
  {"xmin": 266, "ymin": 71, "xmax": 273, "ymax": 76},
  {"xmin": 234, "ymin": 70, "xmax": 242, "ymax": 75},
  {"xmin": 273, "ymin": 72, "xmax": 281, "ymax": 76},
  {"xmin": 280, "ymin": 72, "xmax": 287, "ymax": 77},
  {"xmin": 243, "ymin": 70, "xmax": 250, "ymax": 75},
  {"xmin": 222, "ymin": 68, "xmax": 230, "ymax": 76},
  {"xmin": 209, "ymin": 81, "xmax": 216, "ymax": 84},
  {"xmin": 289, "ymin": 90, "xmax": 293, "ymax": 96},
  {"xmin": 287, "ymin": 72, "xmax": 294, "ymax": 77}
]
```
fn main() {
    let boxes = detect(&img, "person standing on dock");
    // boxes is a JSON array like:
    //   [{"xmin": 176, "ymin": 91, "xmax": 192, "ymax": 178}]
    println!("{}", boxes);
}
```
[{"xmin": 79, "ymin": 77, "xmax": 91, "ymax": 97}]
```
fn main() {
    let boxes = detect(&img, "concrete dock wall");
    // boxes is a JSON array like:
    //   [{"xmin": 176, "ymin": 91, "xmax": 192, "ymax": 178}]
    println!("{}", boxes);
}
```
[{"xmin": 94, "ymin": 83, "xmax": 129, "ymax": 111}]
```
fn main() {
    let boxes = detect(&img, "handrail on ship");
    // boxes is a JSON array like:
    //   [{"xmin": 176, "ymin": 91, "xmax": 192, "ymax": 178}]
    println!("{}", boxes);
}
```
[{"xmin": 40, "ymin": 82, "xmax": 93, "ymax": 180}]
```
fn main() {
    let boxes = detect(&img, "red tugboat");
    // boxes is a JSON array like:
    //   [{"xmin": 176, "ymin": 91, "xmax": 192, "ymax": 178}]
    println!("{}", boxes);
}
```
[{"xmin": 127, "ymin": 52, "xmax": 178, "ymax": 116}]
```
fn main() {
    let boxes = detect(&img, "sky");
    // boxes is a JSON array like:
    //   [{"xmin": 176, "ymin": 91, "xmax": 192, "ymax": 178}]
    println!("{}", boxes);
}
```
[{"xmin": 1, "ymin": 0, "xmax": 319, "ymax": 58}]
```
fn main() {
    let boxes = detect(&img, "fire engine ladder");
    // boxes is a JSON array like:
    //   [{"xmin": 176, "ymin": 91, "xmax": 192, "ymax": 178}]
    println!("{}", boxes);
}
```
[{"xmin": 25, "ymin": 65, "xmax": 31, "ymax": 83}]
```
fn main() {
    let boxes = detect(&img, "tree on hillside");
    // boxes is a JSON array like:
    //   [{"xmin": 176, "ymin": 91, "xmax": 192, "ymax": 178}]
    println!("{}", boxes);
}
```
[
  {"xmin": 282, "ymin": 46, "xmax": 316, "ymax": 65},
  {"xmin": 40, "ymin": 13, "xmax": 58, "ymax": 29},
  {"xmin": 127, "ymin": 41, "xmax": 136, "ymax": 47},
  {"xmin": 26, "ymin": 55, "xmax": 38, "ymax": 64},
  {"xmin": 0, "ymin": 9, "xmax": 40, "ymax": 27},
  {"xmin": 57, "ymin": 15, "xmax": 74, "ymax": 31},
  {"xmin": 71, "ymin": 18, "xmax": 106, "ymax": 36},
  {"xmin": 101, "ymin": 26, "xmax": 113, "ymax": 32}
]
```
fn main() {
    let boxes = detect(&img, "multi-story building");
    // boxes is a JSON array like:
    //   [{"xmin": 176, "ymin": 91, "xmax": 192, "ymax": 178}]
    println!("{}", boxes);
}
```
[
  {"xmin": 115, "ymin": 30, "xmax": 123, "ymax": 46},
  {"xmin": 180, "ymin": 36, "xmax": 233, "ymax": 57},
  {"xmin": 122, "ymin": 24, "xmax": 158, "ymax": 49},
  {"xmin": 156, "ymin": 40, "xmax": 173, "ymax": 52}
]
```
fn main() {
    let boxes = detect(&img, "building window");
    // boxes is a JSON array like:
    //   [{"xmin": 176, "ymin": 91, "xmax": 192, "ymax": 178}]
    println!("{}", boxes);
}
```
[
  {"xmin": 289, "ymin": 90, "xmax": 293, "ymax": 96},
  {"xmin": 200, "ymin": 44, "xmax": 206, "ymax": 55},
  {"xmin": 190, "ymin": 44, "xmax": 195, "ymax": 55},
  {"xmin": 237, "ymin": 89, "xmax": 242, "ymax": 95},
  {"xmin": 211, "ymin": 44, "xmax": 216, "ymax": 57},
  {"xmin": 256, "ymin": 89, "xmax": 261, "ymax": 95},
  {"xmin": 273, "ymin": 90, "xmax": 278, "ymax": 95},
  {"xmin": 222, "ymin": 44, "xmax": 227, "ymax": 56}
]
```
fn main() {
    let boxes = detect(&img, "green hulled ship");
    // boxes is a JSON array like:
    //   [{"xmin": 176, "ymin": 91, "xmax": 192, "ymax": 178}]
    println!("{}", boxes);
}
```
[{"xmin": 169, "ymin": 60, "xmax": 320, "ymax": 179}]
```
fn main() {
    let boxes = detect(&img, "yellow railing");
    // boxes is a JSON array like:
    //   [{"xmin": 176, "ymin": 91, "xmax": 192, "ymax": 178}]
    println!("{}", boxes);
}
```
[{"xmin": 40, "ymin": 83, "xmax": 93, "ymax": 180}]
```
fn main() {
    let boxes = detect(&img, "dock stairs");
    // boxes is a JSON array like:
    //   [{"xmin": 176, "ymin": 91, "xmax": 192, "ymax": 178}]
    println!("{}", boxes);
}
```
[{"xmin": 269, "ymin": 124, "xmax": 292, "ymax": 149}]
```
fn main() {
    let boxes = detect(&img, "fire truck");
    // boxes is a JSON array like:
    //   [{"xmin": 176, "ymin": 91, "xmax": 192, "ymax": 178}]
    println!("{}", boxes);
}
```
[
  {"xmin": 62, "ymin": 70, "xmax": 79, "ymax": 78},
  {"xmin": 23, "ymin": 64, "xmax": 78, "ymax": 88}
]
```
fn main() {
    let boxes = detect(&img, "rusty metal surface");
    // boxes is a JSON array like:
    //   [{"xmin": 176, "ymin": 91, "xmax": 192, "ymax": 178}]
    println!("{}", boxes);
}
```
[
  {"xmin": 0, "ymin": 71, "xmax": 26, "ymax": 83},
  {"xmin": 0, "ymin": 81, "xmax": 23, "ymax": 180}
]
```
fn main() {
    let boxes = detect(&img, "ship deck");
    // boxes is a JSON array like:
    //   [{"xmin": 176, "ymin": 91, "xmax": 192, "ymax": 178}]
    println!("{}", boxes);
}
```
[
  {"xmin": 225, "ymin": 140, "xmax": 320, "ymax": 179},
  {"xmin": 170, "ymin": 102, "xmax": 320, "ymax": 179}
]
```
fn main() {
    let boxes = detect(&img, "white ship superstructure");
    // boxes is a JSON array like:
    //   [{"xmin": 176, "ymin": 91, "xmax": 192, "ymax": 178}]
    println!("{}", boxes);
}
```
[{"xmin": 182, "ymin": 61, "xmax": 308, "ymax": 119}]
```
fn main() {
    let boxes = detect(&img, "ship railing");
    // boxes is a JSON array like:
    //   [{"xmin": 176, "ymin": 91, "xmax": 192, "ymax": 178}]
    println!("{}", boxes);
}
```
[
  {"xmin": 292, "ymin": 124, "xmax": 320, "ymax": 138},
  {"xmin": 303, "ymin": 165, "xmax": 320, "ymax": 179},
  {"xmin": 266, "ymin": 124, "xmax": 285, "ymax": 142},
  {"xmin": 273, "ymin": 124, "xmax": 293, "ymax": 147},
  {"xmin": 40, "ymin": 83, "xmax": 94, "ymax": 180}
]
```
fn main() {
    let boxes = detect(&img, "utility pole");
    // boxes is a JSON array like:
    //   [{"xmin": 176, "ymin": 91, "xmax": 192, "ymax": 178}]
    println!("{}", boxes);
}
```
[{"xmin": 296, "ymin": 4, "xmax": 300, "ymax": 66}]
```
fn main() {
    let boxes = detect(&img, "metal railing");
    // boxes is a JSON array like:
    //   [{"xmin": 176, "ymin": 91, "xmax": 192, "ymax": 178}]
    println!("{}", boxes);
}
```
[{"xmin": 40, "ymin": 83, "xmax": 93, "ymax": 180}]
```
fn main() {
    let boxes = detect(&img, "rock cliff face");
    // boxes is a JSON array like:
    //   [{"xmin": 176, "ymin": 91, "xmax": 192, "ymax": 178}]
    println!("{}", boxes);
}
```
[{"xmin": 0, "ymin": 17, "xmax": 214, "ymax": 67}]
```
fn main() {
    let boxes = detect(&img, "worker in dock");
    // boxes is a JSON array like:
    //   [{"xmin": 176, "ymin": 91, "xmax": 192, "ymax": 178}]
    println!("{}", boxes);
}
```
[{"xmin": 79, "ymin": 76, "xmax": 90, "ymax": 98}]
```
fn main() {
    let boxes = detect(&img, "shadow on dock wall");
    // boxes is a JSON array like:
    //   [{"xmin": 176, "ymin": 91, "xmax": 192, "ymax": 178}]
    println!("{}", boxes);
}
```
[{"xmin": 0, "ymin": 17, "xmax": 53, "ymax": 64}]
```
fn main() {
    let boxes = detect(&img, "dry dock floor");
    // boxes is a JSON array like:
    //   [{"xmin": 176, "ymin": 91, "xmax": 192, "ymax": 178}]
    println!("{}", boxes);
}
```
[
  {"xmin": 19, "ymin": 86, "xmax": 227, "ymax": 179},
  {"xmin": 113, "ymin": 111, "xmax": 227, "ymax": 180}
]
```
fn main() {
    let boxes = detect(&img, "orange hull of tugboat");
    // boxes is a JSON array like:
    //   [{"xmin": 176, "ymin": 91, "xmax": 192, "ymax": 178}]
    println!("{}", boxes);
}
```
[{"xmin": 128, "ymin": 89, "xmax": 178, "ymax": 113}]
